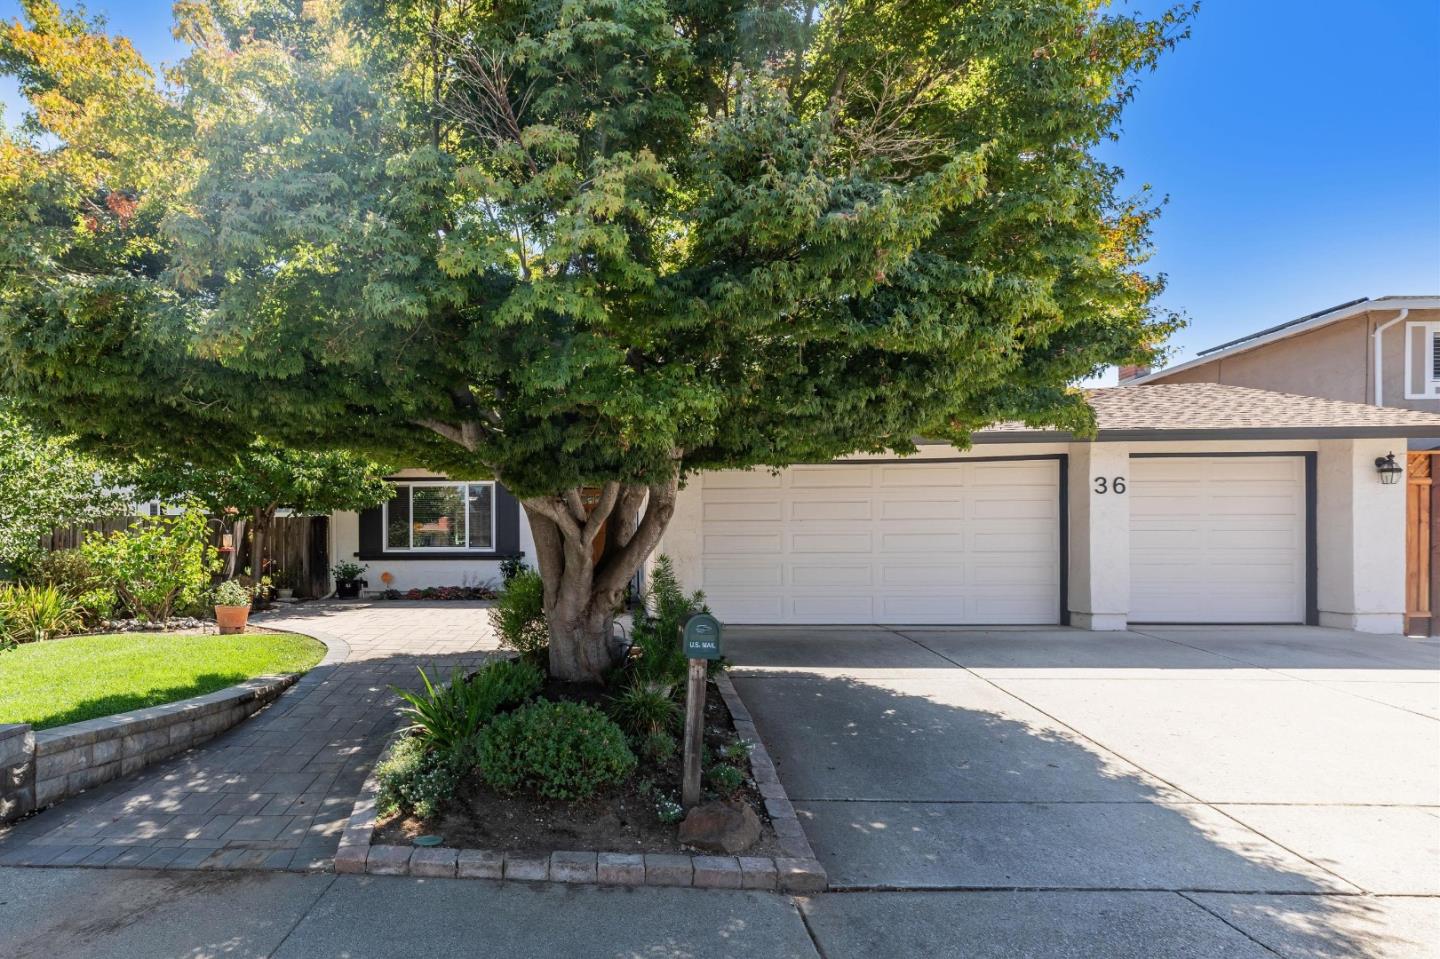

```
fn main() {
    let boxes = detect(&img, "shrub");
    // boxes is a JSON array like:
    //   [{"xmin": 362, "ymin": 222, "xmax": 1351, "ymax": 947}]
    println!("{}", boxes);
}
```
[
  {"xmin": 608, "ymin": 680, "xmax": 680, "ymax": 737},
  {"xmin": 212, "ymin": 579, "xmax": 253, "ymax": 607},
  {"xmin": 707, "ymin": 763, "xmax": 743, "ymax": 797},
  {"xmin": 628, "ymin": 556, "xmax": 707, "ymax": 685},
  {"xmin": 0, "ymin": 584, "xmax": 85, "ymax": 644},
  {"xmin": 478, "ymin": 700, "xmax": 636, "ymax": 800},
  {"xmin": 81, "ymin": 509, "xmax": 218, "ymax": 622},
  {"xmin": 25, "ymin": 549, "xmax": 115, "ymax": 624},
  {"xmin": 499, "ymin": 556, "xmax": 529, "ymax": 585},
  {"xmin": 638, "ymin": 728, "xmax": 677, "ymax": 764},
  {"xmin": 374, "ymin": 736, "xmax": 460, "ymax": 819},
  {"xmin": 331, "ymin": 561, "xmax": 367, "ymax": 582},
  {"xmin": 393, "ymin": 658, "xmax": 542, "ymax": 762},
  {"xmin": 488, "ymin": 569, "xmax": 548, "ymax": 656}
]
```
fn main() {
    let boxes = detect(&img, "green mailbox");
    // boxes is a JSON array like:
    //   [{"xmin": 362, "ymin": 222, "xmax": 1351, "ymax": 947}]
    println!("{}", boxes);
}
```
[{"xmin": 681, "ymin": 612, "xmax": 723, "ymax": 660}]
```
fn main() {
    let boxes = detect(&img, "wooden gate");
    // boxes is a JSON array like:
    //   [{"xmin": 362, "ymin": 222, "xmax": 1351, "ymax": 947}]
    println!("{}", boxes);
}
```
[{"xmin": 1405, "ymin": 453, "xmax": 1440, "ymax": 635}]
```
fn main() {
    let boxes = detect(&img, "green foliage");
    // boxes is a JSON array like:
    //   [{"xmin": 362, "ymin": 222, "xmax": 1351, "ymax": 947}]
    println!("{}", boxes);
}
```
[
  {"xmin": 629, "ymin": 557, "xmax": 707, "ymax": 686},
  {"xmin": 331, "ymin": 562, "xmax": 368, "ymax": 582},
  {"xmin": 211, "ymin": 579, "xmax": 253, "ymax": 608},
  {"xmin": 374, "ymin": 736, "xmax": 461, "ymax": 820},
  {"xmin": 0, "ymin": 583, "xmax": 84, "ymax": 644},
  {"xmin": 498, "ymin": 557, "xmax": 529, "ymax": 585},
  {"xmin": 121, "ymin": 442, "xmax": 393, "ymax": 521},
  {"xmin": 393, "ymin": 658, "xmax": 543, "ymax": 761},
  {"xmin": 706, "ymin": 763, "xmax": 743, "ymax": 798},
  {"xmin": 608, "ymin": 680, "xmax": 680, "ymax": 738},
  {"xmin": 25, "ymin": 549, "xmax": 115, "ymax": 623},
  {"xmin": 488, "ymin": 570, "xmax": 549, "ymax": 656},
  {"xmin": 0, "ymin": 0, "xmax": 1191, "ymax": 676},
  {"xmin": 719, "ymin": 739, "xmax": 753, "ymax": 766},
  {"xmin": 478, "ymin": 700, "xmax": 637, "ymax": 801},
  {"xmin": 81, "ymin": 509, "xmax": 219, "ymax": 622},
  {"xmin": 638, "ymin": 728, "xmax": 677, "ymax": 764},
  {"xmin": 0, "ymin": 410, "xmax": 124, "ymax": 569}
]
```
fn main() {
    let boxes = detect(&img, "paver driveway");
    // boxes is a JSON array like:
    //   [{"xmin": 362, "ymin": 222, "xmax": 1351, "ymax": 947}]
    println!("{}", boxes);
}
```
[
  {"xmin": 729, "ymin": 624, "xmax": 1440, "ymax": 957},
  {"xmin": 0, "ymin": 602, "xmax": 498, "ymax": 872}
]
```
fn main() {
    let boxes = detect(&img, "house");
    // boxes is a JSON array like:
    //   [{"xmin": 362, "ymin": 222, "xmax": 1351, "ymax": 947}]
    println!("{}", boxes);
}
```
[
  {"xmin": 1124, "ymin": 295, "xmax": 1440, "ymax": 634},
  {"xmin": 331, "ymin": 384, "xmax": 1440, "ymax": 635},
  {"xmin": 1120, "ymin": 296, "xmax": 1440, "ymax": 432}
]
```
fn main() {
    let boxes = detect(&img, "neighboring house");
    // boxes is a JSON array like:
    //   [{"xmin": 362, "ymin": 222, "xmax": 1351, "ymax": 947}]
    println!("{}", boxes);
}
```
[
  {"xmin": 331, "ymin": 384, "xmax": 1440, "ymax": 636},
  {"xmin": 1124, "ymin": 295, "xmax": 1440, "ymax": 634}
]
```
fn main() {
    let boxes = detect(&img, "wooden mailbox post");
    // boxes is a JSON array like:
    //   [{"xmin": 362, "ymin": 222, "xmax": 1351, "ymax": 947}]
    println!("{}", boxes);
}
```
[{"xmin": 680, "ymin": 612, "xmax": 723, "ymax": 808}]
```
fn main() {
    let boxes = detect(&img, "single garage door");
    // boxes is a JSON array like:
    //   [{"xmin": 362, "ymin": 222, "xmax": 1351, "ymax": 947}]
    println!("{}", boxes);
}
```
[
  {"xmin": 1130, "ymin": 455, "xmax": 1308, "ymax": 623},
  {"xmin": 699, "ymin": 459, "xmax": 1061, "ymax": 624}
]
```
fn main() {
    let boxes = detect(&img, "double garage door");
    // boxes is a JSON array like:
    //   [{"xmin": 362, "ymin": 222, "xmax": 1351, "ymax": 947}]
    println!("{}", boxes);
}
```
[{"xmin": 697, "ymin": 455, "xmax": 1308, "ymax": 625}]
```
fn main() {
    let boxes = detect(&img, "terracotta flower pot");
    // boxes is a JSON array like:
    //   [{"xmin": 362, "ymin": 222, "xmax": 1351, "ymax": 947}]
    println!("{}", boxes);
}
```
[{"xmin": 214, "ymin": 604, "xmax": 251, "ymax": 635}]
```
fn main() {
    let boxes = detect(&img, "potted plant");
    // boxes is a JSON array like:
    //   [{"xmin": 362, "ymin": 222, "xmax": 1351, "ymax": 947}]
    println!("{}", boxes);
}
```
[
  {"xmin": 274, "ymin": 567, "xmax": 297, "ymax": 601},
  {"xmin": 332, "ymin": 562, "xmax": 368, "ymax": 599},
  {"xmin": 212, "ymin": 579, "xmax": 253, "ymax": 634}
]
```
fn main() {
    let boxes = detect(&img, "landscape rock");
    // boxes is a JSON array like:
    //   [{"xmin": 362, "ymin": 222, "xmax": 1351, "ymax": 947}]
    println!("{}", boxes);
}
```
[{"xmin": 678, "ymin": 800, "xmax": 762, "ymax": 854}]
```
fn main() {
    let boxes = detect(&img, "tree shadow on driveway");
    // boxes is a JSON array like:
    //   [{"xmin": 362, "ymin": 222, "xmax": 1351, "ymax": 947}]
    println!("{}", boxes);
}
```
[{"xmin": 726, "ymin": 627, "xmax": 1434, "ymax": 957}]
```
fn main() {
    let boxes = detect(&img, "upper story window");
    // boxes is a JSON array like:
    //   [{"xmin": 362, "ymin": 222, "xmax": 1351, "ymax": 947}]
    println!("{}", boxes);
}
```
[
  {"xmin": 383, "ymin": 481, "xmax": 495, "ymax": 551},
  {"xmin": 1404, "ymin": 322, "xmax": 1440, "ymax": 399}
]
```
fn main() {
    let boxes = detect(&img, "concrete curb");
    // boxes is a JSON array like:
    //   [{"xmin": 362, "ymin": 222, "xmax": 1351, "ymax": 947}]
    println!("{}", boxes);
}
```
[{"xmin": 339, "ymin": 668, "xmax": 827, "ymax": 891}]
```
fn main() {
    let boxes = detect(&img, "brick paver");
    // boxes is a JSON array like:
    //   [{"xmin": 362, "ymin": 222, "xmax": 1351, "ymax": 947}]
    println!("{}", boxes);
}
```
[{"xmin": 0, "ymin": 602, "xmax": 498, "ymax": 872}]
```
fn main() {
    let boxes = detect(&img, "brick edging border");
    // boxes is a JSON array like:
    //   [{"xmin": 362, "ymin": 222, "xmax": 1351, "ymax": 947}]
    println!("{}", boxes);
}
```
[{"xmin": 335, "ymin": 669, "xmax": 827, "ymax": 892}]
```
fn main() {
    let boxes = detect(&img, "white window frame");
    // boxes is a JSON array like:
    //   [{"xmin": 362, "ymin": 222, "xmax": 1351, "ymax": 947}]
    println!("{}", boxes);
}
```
[
  {"xmin": 382, "ymin": 480, "xmax": 497, "ymax": 552},
  {"xmin": 1404, "ymin": 321, "xmax": 1440, "ymax": 399}
]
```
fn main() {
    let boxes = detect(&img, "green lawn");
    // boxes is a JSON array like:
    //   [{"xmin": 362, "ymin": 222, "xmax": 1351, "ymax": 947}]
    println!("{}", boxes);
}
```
[{"xmin": 0, "ymin": 632, "xmax": 326, "ymax": 731}]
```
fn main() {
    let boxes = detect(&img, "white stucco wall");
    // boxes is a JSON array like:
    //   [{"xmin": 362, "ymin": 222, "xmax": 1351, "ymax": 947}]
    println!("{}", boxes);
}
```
[
  {"xmin": 1067, "ymin": 442, "xmax": 1130, "ymax": 630},
  {"xmin": 1315, "ymin": 438, "xmax": 1407, "ymax": 632}
]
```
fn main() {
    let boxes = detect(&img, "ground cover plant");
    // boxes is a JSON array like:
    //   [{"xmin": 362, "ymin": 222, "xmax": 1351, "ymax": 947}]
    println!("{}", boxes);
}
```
[{"xmin": 0, "ymin": 631, "xmax": 325, "ymax": 729}]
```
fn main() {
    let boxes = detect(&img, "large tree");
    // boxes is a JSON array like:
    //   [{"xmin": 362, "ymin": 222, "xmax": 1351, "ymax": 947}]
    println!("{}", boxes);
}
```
[{"xmin": 0, "ymin": 0, "xmax": 1188, "ymax": 681}]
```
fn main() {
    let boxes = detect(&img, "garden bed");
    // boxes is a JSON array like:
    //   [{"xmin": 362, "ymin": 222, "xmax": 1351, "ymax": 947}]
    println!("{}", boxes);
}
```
[
  {"xmin": 374, "ymin": 678, "xmax": 783, "ymax": 857},
  {"xmin": 0, "ymin": 630, "xmax": 325, "ymax": 730}
]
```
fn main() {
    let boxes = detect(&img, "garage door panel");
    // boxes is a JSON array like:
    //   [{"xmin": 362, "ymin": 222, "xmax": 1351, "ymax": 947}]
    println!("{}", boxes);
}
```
[
  {"xmin": 704, "ymin": 500, "xmax": 781, "ymax": 522},
  {"xmin": 706, "ymin": 470, "xmax": 781, "ymax": 489},
  {"xmin": 790, "ymin": 466, "xmax": 872, "ymax": 488},
  {"xmin": 791, "ymin": 564, "xmax": 874, "ymax": 587},
  {"xmin": 703, "ymin": 533, "xmax": 783, "ymax": 554},
  {"xmin": 791, "ymin": 532, "xmax": 872, "ymax": 553},
  {"xmin": 701, "ymin": 563, "xmax": 783, "ymax": 588},
  {"xmin": 791, "ymin": 499, "xmax": 872, "ymax": 521},
  {"xmin": 699, "ymin": 459, "xmax": 1060, "ymax": 624},
  {"xmin": 1130, "ymin": 456, "xmax": 1306, "ymax": 624}
]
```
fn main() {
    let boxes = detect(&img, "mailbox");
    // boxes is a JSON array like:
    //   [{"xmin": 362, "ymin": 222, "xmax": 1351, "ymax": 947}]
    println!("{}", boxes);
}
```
[{"xmin": 681, "ymin": 612, "xmax": 723, "ymax": 660}]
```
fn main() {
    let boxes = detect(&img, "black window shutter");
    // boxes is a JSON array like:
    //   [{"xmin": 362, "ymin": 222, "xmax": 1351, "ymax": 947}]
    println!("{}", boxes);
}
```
[
  {"xmin": 495, "ymin": 484, "xmax": 522, "ymax": 557},
  {"xmin": 358, "ymin": 506, "xmax": 383, "ymax": 557}
]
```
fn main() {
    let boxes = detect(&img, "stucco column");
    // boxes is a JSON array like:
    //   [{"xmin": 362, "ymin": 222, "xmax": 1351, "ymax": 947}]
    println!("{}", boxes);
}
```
[
  {"xmin": 1067, "ymin": 442, "xmax": 1130, "ymax": 630},
  {"xmin": 1315, "ymin": 439, "xmax": 1407, "ymax": 633},
  {"xmin": 655, "ymin": 473, "xmax": 704, "ymax": 592}
]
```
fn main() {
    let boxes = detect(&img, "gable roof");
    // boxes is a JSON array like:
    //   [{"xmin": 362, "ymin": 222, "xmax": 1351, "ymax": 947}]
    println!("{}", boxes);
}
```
[
  {"xmin": 971, "ymin": 383, "xmax": 1440, "ymax": 442},
  {"xmin": 1128, "ymin": 295, "xmax": 1440, "ymax": 385}
]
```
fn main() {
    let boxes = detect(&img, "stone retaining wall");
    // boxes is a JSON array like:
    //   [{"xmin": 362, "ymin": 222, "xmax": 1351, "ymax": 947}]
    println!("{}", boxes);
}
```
[{"xmin": 0, "ymin": 675, "xmax": 297, "ymax": 824}]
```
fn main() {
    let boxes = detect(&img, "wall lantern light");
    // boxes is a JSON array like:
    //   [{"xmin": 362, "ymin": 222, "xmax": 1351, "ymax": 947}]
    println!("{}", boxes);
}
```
[{"xmin": 1374, "ymin": 452, "xmax": 1403, "ymax": 485}]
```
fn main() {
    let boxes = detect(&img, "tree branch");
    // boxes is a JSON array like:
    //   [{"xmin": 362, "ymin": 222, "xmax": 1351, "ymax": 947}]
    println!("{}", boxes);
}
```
[
  {"xmin": 593, "ymin": 475, "xmax": 679, "ymax": 597},
  {"xmin": 583, "ymin": 481, "xmax": 621, "ymax": 545}
]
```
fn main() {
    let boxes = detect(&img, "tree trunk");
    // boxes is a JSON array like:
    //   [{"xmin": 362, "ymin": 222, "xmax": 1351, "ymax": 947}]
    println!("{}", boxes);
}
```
[
  {"xmin": 248, "ymin": 505, "xmax": 278, "ymax": 586},
  {"xmin": 523, "ymin": 476, "xmax": 680, "ymax": 684}
]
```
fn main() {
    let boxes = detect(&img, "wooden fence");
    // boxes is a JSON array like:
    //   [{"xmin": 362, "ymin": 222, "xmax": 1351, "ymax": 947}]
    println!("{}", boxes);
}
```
[{"xmin": 42, "ymin": 514, "xmax": 332, "ymax": 599}]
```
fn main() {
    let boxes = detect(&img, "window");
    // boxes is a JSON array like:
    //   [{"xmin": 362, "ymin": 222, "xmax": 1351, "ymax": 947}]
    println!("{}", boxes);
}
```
[
  {"xmin": 1404, "ymin": 322, "xmax": 1440, "ymax": 399},
  {"xmin": 383, "ymin": 482, "xmax": 495, "ymax": 551}
]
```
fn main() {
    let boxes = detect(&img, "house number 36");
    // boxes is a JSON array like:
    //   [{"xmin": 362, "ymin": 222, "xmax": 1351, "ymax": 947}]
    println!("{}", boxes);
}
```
[{"xmin": 1093, "ymin": 476, "xmax": 1127, "ymax": 494}]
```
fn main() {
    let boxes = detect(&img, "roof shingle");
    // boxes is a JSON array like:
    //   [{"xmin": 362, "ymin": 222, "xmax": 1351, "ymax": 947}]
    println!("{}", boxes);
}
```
[{"xmin": 976, "ymin": 383, "xmax": 1440, "ymax": 439}]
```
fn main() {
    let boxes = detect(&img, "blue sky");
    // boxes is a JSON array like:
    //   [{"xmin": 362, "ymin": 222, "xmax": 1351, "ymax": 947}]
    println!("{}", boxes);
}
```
[{"xmin": 3, "ymin": 0, "xmax": 1438, "ymax": 372}]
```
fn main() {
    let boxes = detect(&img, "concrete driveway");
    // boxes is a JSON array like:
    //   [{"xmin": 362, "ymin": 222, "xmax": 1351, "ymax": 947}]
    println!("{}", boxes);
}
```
[{"xmin": 729, "ymin": 624, "xmax": 1440, "ymax": 958}]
